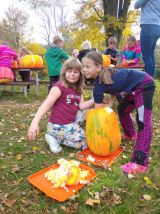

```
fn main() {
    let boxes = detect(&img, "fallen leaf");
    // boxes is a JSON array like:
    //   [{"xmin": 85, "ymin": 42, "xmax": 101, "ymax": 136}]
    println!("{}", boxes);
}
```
[
  {"xmin": 122, "ymin": 155, "xmax": 127, "ymax": 159},
  {"xmin": 128, "ymin": 174, "xmax": 135, "ymax": 179},
  {"xmin": 4, "ymin": 198, "xmax": 16, "ymax": 207},
  {"xmin": 144, "ymin": 176, "xmax": 158, "ymax": 189},
  {"xmin": 112, "ymin": 194, "xmax": 121, "ymax": 205},
  {"xmin": 53, "ymin": 208, "xmax": 58, "ymax": 213},
  {"xmin": 12, "ymin": 164, "xmax": 20, "ymax": 173},
  {"xmin": 68, "ymin": 153, "xmax": 75, "ymax": 158},
  {"xmin": 143, "ymin": 194, "xmax": 152, "ymax": 201},
  {"xmin": 32, "ymin": 146, "xmax": 40, "ymax": 152},
  {"xmin": 94, "ymin": 192, "xmax": 100, "ymax": 200},
  {"xmin": 16, "ymin": 154, "xmax": 22, "ymax": 160},
  {"xmin": 17, "ymin": 136, "xmax": 25, "ymax": 143},
  {"xmin": 85, "ymin": 197, "xmax": 100, "ymax": 206},
  {"xmin": 60, "ymin": 206, "xmax": 67, "ymax": 211},
  {"xmin": 0, "ymin": 153, "xmax": 5, "ymax": 157}
]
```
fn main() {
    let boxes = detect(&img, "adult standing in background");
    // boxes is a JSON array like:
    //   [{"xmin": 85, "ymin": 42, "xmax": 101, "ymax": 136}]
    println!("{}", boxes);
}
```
[
  {"xmin": 135, "ymin": 0, "xmax": 160, "ymax": 77},
  {"xmin": 78, "ymin": 40, "xmax": 91, "ymax": 62},
  {"xmin": 45, "ymin": 36, "xmax": 69, "ymax": 91}
]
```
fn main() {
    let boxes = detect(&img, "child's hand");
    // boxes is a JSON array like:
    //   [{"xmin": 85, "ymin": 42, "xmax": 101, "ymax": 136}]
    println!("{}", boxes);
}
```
[{"xmin": 28, "ymin": 124, "xmax": 39, "ymax": 141}]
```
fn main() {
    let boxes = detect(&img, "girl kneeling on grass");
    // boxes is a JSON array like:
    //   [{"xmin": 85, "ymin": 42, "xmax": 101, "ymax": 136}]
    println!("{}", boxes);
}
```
[
  {"xmin": 82, "ymin": 51, "xmax": 155, "ymax": 174},
  {"xmin": 28, "ymin": 58, "xmax": 94, "ymax": 153}
]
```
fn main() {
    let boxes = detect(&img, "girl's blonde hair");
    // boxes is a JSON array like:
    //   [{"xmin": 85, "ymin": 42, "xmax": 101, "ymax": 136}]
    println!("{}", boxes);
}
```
[
  {"xmin": 84, "ymin": 51, "xmax": 115, "ymax": 85},
  {"xmin": 60, "ymin": 58, "xmax": 84, "ymax": 93}
]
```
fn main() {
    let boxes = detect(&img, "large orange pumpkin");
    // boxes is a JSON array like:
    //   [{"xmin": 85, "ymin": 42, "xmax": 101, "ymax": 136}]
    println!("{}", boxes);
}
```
[
  {"xmin": 66, "ymin": 166, "xmax": 80, "ymax": 186},
  {"xmin": 86, "ymin": 107, "xmax": 121, "ymax": 156},
  {"xmin": 102, "ymin": 54, "xmax": 111, "ymax": 67},
  {"xmin": 20, "ymin": 55, "xmax": 35, "ymax": 68},
  {"xmin": 33, "ymin": 55, "xmax": 43, "ymax": 68}
]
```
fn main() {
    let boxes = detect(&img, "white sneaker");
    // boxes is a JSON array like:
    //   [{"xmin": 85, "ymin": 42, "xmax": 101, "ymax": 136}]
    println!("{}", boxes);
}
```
[{"xmin": 45, "ymin": 134, "xmax": 62, "ymax": 153}]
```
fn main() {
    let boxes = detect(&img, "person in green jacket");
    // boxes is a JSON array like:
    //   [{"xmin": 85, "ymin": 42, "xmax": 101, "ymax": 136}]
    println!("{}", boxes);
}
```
[{"xmin": 45, "ymin": 36, "xmax": 69, "ymax": 91}]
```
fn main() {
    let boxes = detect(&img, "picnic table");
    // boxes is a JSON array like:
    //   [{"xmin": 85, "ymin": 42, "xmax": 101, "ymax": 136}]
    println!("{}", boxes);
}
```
[{"xmin": 12, "ymin": 67, "xmax": 44, "ymax": 94}]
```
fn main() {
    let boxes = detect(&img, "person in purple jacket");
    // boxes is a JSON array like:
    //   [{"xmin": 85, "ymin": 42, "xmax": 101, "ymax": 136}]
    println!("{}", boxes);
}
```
[
  {"xmin": 28, "ymin": 58, "xmax": 94, "ymax": 153},
  {"xmin": 82, "ymin": 51, "xmax": 155, "ymax": 174},
  {"xmin": 0, "ymin": 42, "xmax": 18, "ymax": 83},
  {"xmin": 122, "ymin": 36, "xmax": 141, "ymax": 66}
]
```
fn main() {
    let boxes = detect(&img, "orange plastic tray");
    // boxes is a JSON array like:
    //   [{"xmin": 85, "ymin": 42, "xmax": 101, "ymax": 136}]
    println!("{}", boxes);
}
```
[
  {"xmin": 76, "ymin": 148, "xmax": 123, "ymax": 168},
  {"xmin": 28, "ymin": 163, "xmax": 97, "ymax": 202}
]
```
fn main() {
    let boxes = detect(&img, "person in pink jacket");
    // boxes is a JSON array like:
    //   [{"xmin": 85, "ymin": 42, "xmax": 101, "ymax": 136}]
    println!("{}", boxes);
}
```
[{"xmin": 0, "ymin": 42, "xmax": 18, "ymax": 83}]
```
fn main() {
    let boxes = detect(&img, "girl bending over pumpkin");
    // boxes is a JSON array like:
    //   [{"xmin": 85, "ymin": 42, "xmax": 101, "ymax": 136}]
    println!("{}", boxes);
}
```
[
  {"xmin": 82, "ymin": 51, "xmax": 155, "ymax": 174},
  {"xmin": 28, "ymin": 58, "xmax": 94, "ymax": 153}
]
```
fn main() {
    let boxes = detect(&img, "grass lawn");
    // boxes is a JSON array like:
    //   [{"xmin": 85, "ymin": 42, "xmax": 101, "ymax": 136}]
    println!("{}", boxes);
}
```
[{"xmin": 0, "ymin": 82, "xmax": 160, "ymax": 214}]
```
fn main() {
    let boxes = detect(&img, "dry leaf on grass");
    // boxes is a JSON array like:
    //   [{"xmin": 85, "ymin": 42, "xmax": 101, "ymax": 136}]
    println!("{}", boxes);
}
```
[
  {"xmin": 32, "ymin": 146, "xmax": 40, "ymax": 152},
  {"xmin": 143, "ymin": 194, "xmax": 152, "ymax": 201},
  {"xmin": 128, "ymin": 174, "xmax": 135, "ymax": 179},
  {"xmin": 12, "ymin": 164, "xmax": 20, "ymax": 173},
  {"xmin": 4, "ymin": 198, "xmax": 16, "ymax": 207},
  {"xmin": 112, "ymin": 193, "xmax": 121, "ymax": 205},
  {"xmin": 68, "ymin": 153, "xmax": 75, "ymax": 158},
  {"xmin": 85, "ymin": 197, "xmax": 100, "ymax": 206},
  {"xmin": 16, "ymin": 154, "xmax": 22, "ymax": 160}
]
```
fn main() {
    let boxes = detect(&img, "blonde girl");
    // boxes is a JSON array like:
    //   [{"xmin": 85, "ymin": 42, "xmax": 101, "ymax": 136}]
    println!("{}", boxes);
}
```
[{"xmin": 28, "ymin": 58, "xmax": 94, "ymax": 153}]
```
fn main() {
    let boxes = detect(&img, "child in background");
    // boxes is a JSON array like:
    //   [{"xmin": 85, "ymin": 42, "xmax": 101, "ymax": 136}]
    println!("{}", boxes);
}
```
[
  {"xmin": 45, "ymin": 36, "xmax": 69, "ymax": 92},
  {"xmin": 0, "ymin": 42, "xmax": 18, "ymax": 83},
  {"xmin": 103, "ymin": 37, "xmax": 118, "ymax": 65},
  {"xmin": 82, "ymin": 51, "xmax": 155, "ymax": 174},
  {"xmin": 28, "ymin": 58, "xmax": 94, "ymax": 153},
  {"xmin": 122, "ymin": 36, "xmax": 141, "ymax": 66},
  {"xmin": 19, "ymin": 46, "xmax": 32, "ymax": 91},
  {"xmin": 72, "ymin": 49, "xmax": 79, "ymax": 58},
  {"xmin": 78, "ymin": 40, "xmax": 91, "ymax": 62}
]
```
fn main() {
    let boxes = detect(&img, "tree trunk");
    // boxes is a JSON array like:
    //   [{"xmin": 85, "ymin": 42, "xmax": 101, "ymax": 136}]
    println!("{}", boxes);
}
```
[{"xmin": 103, "ymin": 0, "xmax": 131, "ymax": 45}]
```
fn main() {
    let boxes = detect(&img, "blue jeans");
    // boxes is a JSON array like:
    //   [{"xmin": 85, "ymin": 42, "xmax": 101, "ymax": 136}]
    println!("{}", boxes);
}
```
[{"xmin": 140, "ymin": 24, "xmax": 160, "ymax": 77}]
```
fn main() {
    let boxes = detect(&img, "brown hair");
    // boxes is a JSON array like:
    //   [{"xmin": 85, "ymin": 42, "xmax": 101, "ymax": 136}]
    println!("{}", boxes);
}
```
[
  {"xmin": 53, "ymin": 36, "xmax": 64, "ymax": 45},
  {"xmin": 127, "ymin": 36, "xmax": 137, "ymax": 46},
  {"xmin": 60, "ymin": 58, "xmax": 84, "ymax": 94},
  {"xmin": 83, "ymin": 51, "xmax": 114, "ymax": 84},
  {"xmin": 108, "ymin": 37, "xmax": 117, "ymax": 45}
]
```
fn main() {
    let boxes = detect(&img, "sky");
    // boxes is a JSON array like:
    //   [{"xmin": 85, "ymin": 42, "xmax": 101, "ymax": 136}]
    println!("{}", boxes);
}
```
[{"xmin": 0, "ymin": 0, "xmax": 77, "ymax": 44}]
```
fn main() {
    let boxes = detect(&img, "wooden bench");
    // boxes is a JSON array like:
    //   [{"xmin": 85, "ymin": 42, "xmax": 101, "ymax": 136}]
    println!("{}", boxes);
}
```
[{"xmin": 0, "ymin": 81, "xmax": 34, "ymax": 97}]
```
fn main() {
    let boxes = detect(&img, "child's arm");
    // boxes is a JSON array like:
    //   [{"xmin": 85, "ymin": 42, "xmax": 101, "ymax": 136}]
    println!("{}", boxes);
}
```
[
  {"xmin": 28, "ymin": 86, "xmax": 61, "ymax": 141},
  {"xmin": 95, "ymin": 95, "xmax": 115, "ymax": 108},
  {"xmin": 110, "ymin": 56, "xmax": 118, "ymax": 63},
  {"xmin": 79, "ymin": 95, "xmax": 94, "ymax": 110}
]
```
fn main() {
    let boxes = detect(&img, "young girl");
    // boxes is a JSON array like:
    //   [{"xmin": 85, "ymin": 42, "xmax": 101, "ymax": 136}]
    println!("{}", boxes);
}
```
[
  {"xmin": 122, "ymin": 36, "xmax": 141, "ymax": 66},
  {"xmin": 82, "ymin": 51, "xmax": 155, "ymax": 174},
  {"xmin": 72, "ymin": 49, "xmax": 79, "ymax": 58},
  {"xmin": 28, "ymin": 58, "xmax": 94, "ymax": 153},
  {"xmin": 0, "ymin": 42, "xmax": 18, "ymax": 83},
  {"xmin": 19, "ymin": 46, "xmax": 32, "ymax": 91}
]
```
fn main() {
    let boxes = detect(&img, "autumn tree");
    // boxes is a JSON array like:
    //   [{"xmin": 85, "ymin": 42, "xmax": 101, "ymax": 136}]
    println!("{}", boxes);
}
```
[
  {"xmin": 0, "ymin": 6, "xmax": 29, "ymax": 48},
  {"xmin": 38, "ymin": 0, "xmax": 69, "ymax": 45},
  {"xmin": 72, "ymin": 0, "xmax": 138, "ymax": 48}
]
